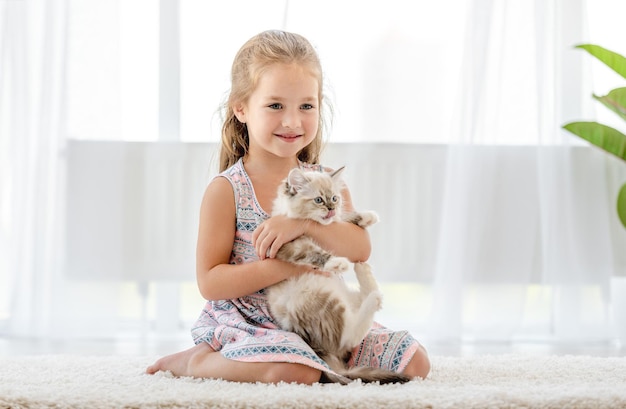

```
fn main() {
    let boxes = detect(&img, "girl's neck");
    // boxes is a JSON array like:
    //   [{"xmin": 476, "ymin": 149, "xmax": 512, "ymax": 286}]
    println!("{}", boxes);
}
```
[
  {"xmin": 242, "ymin": 154, "xmax": 299, "ymax": 178},
  {"xmin": 242, "ymin": 154, "xmax": 300, "ymax": 214}
]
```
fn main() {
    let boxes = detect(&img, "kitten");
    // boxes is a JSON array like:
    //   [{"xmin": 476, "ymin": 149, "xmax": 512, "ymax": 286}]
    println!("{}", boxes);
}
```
[{"xmin": 265, "ymin": 167, "xmax": 411, "ymax": 384}]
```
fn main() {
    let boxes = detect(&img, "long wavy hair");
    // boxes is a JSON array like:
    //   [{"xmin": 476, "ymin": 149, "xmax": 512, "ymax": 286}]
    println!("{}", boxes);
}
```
[{"xmin": 219, "ymin": 30, "xmax": 330, "ymax": 172}]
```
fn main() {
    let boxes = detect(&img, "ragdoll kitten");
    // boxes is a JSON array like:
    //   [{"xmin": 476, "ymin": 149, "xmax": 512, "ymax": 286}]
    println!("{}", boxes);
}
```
[{"xmin": 265, "ymin": 167, "xmax": 411, "ymax": 384}]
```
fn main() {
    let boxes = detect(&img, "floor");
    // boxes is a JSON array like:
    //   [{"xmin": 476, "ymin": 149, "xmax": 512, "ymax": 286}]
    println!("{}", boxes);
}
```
[
  {"xmin": 1, "ymin": 332, "xmax": 624, "ymax": 358},
  {"xmin": 0, "ymin": 333, "xmax": 192, "ymax": 358}
]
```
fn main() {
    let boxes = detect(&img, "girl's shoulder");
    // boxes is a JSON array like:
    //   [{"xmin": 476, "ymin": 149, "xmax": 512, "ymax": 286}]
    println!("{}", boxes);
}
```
[
  {"xmin": 214, "ymin": 158, "xmax": 251, "ymax": 189},
  {"xmin": 210, "ymin": 158, "xmax": 246, "ymax": 198},
  {"xmin": 219, "ymin": 157, "xmax": 245, "ymax": 177}
]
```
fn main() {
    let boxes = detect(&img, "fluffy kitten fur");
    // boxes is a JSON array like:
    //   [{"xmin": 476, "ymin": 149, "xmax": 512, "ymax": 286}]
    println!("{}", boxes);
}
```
[{"xmin": 265, "ymin": 167, "xmax": 410, "ymax": 384}]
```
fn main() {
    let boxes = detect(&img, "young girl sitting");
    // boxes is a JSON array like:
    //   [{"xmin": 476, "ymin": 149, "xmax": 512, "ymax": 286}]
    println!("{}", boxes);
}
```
[{"xmin": 146, "ymin": 29, "xmax": 430, "ymax": 384}]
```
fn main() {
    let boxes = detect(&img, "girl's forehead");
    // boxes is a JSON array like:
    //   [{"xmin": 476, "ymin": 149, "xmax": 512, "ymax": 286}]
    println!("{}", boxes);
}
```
[{"xmin": 255, "ymin": 63, "xmax": 320, "ymax": 94}]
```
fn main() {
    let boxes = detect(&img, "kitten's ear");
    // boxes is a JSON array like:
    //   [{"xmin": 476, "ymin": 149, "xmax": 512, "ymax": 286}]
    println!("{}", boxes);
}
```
[
  {"xmin": 286, "ymin": 168, "xmax": 310, "ymax": 194},
  {"xmin": 330, "ymin": 166, "xmax": 345, "ymax": 179}
]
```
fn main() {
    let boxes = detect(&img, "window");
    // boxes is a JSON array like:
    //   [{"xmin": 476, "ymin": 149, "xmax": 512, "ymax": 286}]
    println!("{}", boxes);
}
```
[
  {"xmin": 66, "ymin": 0, "xmax": 468, "ymax": 143},
  {"xmin": 65, "ymin": 1, "xmax": 626, "ymax": 144},
  {"xmin": 66, "ymin": 0, "xmax": 158, "ymax": 141}
]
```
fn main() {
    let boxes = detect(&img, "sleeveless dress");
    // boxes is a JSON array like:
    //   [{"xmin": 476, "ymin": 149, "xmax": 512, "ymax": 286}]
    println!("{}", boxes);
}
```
[{"xmin": 191, "ymin": 158, "xmax": 420, "ymax": 375}]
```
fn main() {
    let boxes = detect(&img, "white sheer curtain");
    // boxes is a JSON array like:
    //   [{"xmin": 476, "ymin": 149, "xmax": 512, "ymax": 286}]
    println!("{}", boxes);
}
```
[
  {"xmin": 0, "ymin": 0, "xmax": 68, "ymax": 336},
  {"xmin": 427, "ymin": 0, "xmax": 623, "ymax": 343},
  {"xmin": 1, "ymin": 1, "xmax": 135, "ymax": 339},
  {"xmin": 2, "ymin": 0, "xmax": 625, "ymax": 346}
]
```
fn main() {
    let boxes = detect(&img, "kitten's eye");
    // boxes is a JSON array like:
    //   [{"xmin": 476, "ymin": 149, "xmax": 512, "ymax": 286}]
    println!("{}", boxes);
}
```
[
  {"xmin": 331, "ymin": 195, "xmax": 339, "ymax": 203},
  {"xmin": 314, "ymin": 197, "xmax": 323, "ymax": 204}
]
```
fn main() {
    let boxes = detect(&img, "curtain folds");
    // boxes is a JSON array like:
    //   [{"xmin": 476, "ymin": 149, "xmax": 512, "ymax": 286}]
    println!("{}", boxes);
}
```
[
  {"xmin": 0, "ymin": 0, "xmax": 68, "ymax": 336},
  {"xmin": 428, "ymin": 0, "xmax": 620, "ymax": 342}
]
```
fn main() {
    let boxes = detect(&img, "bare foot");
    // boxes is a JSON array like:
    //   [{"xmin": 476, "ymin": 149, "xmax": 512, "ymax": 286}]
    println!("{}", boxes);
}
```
[{"xmin": 145, "ymin": 343, "xmax": 211, "ymax": 376}]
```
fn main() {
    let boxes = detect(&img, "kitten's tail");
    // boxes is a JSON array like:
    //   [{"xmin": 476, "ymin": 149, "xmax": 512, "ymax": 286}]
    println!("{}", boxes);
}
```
[{"xmin": 321, "ymin": 367, "xmax": 411, "ymax": 385}]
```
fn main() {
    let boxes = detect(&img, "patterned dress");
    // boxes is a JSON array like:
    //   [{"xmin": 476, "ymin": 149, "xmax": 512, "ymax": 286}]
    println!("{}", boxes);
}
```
[{"xmin": 191, "ymin": 158, "xmax": 420, "ymax": 375}]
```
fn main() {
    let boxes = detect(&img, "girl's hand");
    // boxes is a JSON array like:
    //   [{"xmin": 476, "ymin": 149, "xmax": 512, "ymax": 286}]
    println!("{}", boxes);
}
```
[{"xmin": 252, "ymin": 215, "xmax": 310, "ymax": 260}]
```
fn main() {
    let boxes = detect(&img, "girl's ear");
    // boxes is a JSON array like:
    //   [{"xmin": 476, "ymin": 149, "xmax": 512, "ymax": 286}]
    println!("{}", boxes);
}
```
[{"xmin": 233, "ymin": 102, "xmax": 247, "ymax": 124}]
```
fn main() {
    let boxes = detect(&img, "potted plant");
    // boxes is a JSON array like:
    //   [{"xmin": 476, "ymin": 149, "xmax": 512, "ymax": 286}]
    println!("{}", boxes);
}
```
[{"xmin": 562, "ymin": 44, "xmax": 626, "ymax": 229}]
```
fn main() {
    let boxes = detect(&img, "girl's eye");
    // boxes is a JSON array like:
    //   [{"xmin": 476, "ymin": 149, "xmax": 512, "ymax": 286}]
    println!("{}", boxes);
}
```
[
  {"xmin": 314, "ymin": 197, "xmax": 323, "ymax": 204},
  {"xmin": 268, "ymin": 103, "xmax": 282, "ymax": 110},
  {"xmin": 301, "ymin": 104, "xmax": 314, "ymax": 110}
]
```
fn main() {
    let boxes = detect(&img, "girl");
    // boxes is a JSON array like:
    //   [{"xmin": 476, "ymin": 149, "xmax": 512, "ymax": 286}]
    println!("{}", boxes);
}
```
[{"xmin": 146, "ymin": 30, "xmax": 430, "ymax": 384}]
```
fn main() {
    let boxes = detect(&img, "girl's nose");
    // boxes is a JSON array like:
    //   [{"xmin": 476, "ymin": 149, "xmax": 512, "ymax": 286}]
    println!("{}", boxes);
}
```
[{"xmin": 282, "ymin": 109, "xmax": 301, "ymax": 129}]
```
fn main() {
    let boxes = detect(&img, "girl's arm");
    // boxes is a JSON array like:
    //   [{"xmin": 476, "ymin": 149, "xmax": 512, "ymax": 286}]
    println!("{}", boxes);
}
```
[
  {"xmin": 195, "ymin": 177, "xmax": 316, "ymax": 301},
  {"xmin": 252, "ymin": 186, "xmax": 372, "ymax": 263}
]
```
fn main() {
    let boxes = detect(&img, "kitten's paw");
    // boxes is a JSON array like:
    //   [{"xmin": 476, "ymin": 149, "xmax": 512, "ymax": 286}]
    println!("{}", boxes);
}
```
[
  {"xmin": 343, "ymin": 211, "xmax": 379, "ymax": 228},
  {"xmin": 354, "ymin": 262, "xmax": 373, "ymax": 277},
  {"xmin": 365, "ymin": 290, "xmax": 384, "ymax": 311},
  {"xmin": 324, "ymin": 257, "xmax": 350, "ymax": 273},
  {"xmin": 357, "ymin": 211, "xmax": 379, "ymax": 228}
]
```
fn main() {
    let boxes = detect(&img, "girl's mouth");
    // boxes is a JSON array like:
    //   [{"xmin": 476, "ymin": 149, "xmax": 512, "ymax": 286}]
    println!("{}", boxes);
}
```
[{"xmin": 276, "ymin": 133, "xmax": 301, "ymax": 141}]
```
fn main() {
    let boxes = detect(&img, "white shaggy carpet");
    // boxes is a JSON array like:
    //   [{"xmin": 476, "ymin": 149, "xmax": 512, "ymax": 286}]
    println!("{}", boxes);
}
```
[{"xmin": 1, "ymin": 354, "xmax": 625, "ymax": 408}]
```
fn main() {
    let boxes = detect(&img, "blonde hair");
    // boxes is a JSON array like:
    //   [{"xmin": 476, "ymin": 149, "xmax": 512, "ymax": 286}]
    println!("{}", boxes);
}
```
[{"xmin": 219, "ymin": 30, "xmax": 329, "ymax": 172}]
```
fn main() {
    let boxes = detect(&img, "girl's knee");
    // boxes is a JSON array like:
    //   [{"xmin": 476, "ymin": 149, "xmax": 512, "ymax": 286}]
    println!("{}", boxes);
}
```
[
  {"xmin": 263, "ymin": 363, "xmax": 322, "ymax": 385},
  {"xmin": 403, "ymin": 344, "xmax": 431, "ymax": 379}
]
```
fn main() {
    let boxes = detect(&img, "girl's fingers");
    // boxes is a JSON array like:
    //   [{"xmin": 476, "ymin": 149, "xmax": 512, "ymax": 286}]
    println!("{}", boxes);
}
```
[
  {"xmin": 267, "ymin": 237, "xmax": 280, "ymax": 259},
  {"xmin": 257, "ymin": 234, "xmax": 275, "ymax": 260}
]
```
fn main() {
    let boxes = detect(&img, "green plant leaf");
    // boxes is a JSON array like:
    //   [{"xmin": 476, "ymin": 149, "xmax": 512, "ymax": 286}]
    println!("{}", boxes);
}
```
[
  {"xmin": 562, "ymin": 121, "xmax": 626, "ymax": 161},
  {"xmin": 593, "ymin": 87, "xmax": 626, "ymax": 121},
  {"xmin": 576, "ymin": 44, "xmax": 626, "ymax": 80},
  {"xmin": 618, "ymin": 183, "xmax": 626, "ymax": 229}
]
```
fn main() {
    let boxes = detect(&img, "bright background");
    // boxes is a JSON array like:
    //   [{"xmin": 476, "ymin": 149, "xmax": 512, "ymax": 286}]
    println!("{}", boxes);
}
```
[{"xmin": 2, "ymin": 0, "xmax": 626, "ymax": 351}]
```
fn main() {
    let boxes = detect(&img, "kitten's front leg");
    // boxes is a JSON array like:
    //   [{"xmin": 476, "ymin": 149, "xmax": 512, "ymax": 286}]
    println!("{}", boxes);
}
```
[
  {"xmin": 322, "ymin": 256, "xmax": 350, "ymax": 274},
  {"xmin": 309, "ymin": 250, "xmax": 350, "ymax": 273},
  {"xmin": 343, "ymin": 210, "xmax": 379, "ymax": 228},
  {"xmin": 279, "ymin": 237, "xmax": 350, "ymax": 273}
]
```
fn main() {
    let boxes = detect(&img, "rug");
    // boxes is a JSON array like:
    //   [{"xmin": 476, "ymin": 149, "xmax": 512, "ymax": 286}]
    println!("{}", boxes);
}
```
[{"xmin": 0, "ymin": 354, "xmax": 625, "ymax": 408}]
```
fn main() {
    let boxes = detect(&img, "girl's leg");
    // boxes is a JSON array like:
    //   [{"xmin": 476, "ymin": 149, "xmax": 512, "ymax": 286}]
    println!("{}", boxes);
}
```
[
  {"xmin": 146, "ymin": 343, "xmax": 322, "ymax": 385},
  {"xmin": 402, "ymin": 344, "xmax": 431, "ymax": 379}
]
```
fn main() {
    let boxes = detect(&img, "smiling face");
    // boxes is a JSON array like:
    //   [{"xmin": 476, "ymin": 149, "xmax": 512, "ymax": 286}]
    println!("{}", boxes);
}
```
[{"xmin": 234, "ymin": 63, "xmax": 320, "ymax": 162}]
